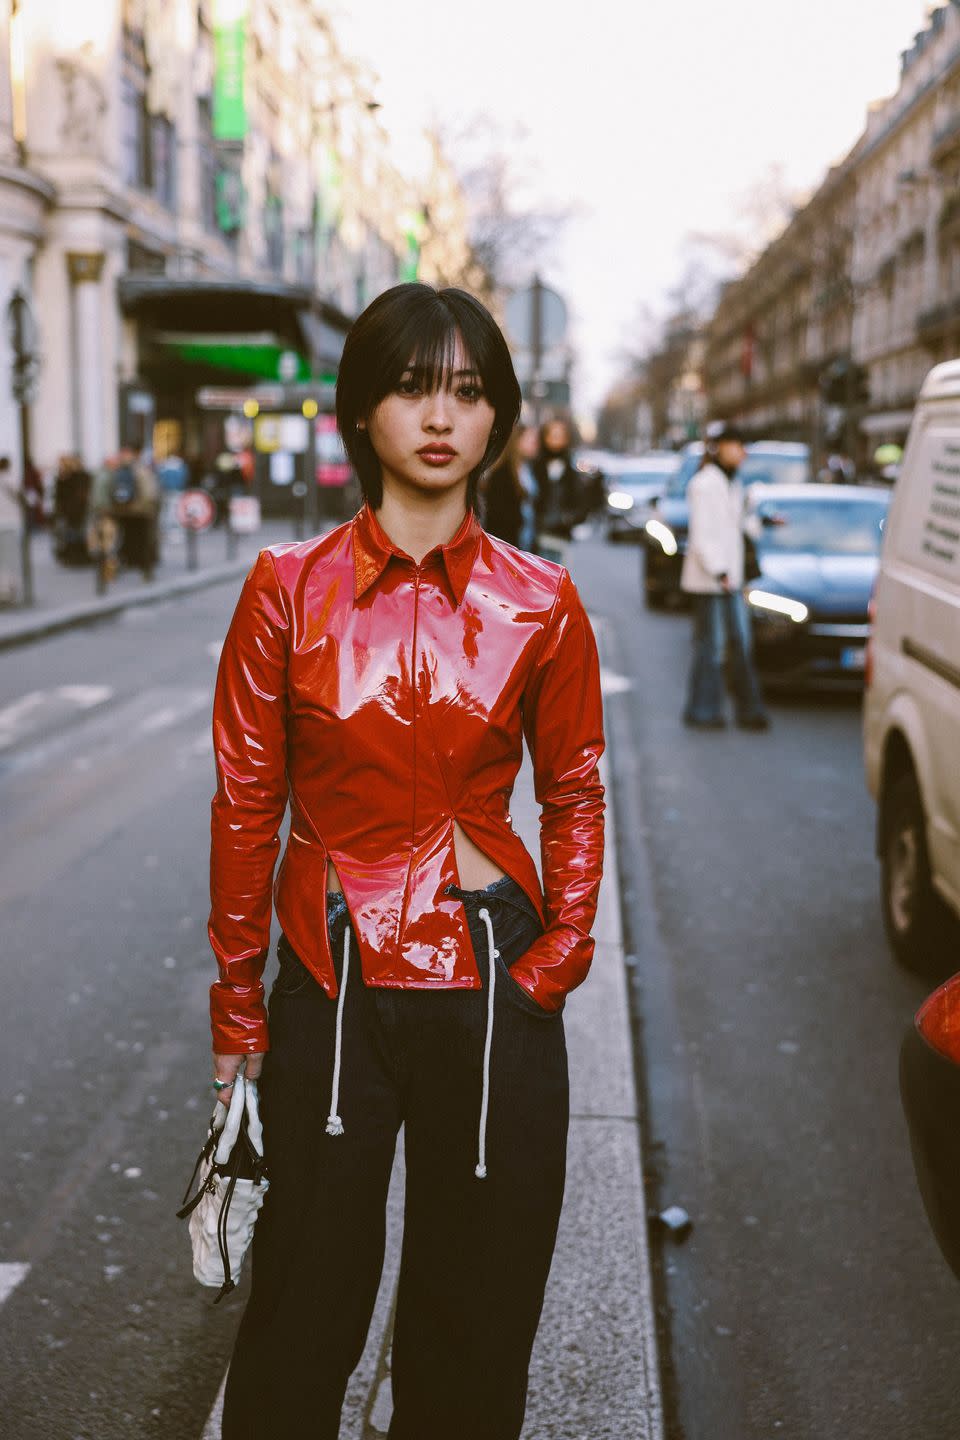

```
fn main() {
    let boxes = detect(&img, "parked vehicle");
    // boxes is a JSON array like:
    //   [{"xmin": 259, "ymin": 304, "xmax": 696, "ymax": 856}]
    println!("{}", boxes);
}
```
[
  {"xmin": 864, "ymin": 359, "xmax": 960, "ymax": 973},
  {"xmin": 603, "ymin": 453, "xmax": 681, "ymax": 542},
  {"xmin": 746, "ymin": 484, "xmax": 890, "ymax": 687},
  {"xmin": 642, "ymin": 441, "xmax": 811, "ymax": 607}
]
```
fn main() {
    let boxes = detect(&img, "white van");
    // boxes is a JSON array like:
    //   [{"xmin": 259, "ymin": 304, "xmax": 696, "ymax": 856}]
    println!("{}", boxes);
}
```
[{"xmin": 864, "ymin": 359, "xmax": 960, "ymax": 970}]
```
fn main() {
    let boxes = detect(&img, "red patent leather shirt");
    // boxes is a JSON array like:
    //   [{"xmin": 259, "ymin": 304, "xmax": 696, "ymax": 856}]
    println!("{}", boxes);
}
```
[{"xmin": 209, "ymin": 501, "xmax": 605, "ymax": 1053}]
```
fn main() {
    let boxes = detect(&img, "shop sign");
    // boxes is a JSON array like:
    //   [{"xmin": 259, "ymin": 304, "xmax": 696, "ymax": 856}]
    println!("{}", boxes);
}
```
[
  {"xmin": 213, "ymin": 0, "xmax": 248, "ymax": 141},
  {"xmin": 229, "ymin": 495, "xmax": 261, "ymax": 533}
]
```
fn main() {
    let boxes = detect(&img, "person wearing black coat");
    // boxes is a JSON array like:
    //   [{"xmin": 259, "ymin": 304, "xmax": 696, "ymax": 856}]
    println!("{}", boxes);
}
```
[{"xmin": 531, "ymin": 417, "xmax": 586, "ymax": 542}]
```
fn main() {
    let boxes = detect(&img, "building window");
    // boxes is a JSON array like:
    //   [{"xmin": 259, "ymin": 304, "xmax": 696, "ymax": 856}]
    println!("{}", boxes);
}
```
[
  {"xmin": 198, "ymin": 98, "xmax": 217, "ymax": 232},
  {"xmin": 127, "ymin": 239, "xmax": 167, "ymax": 274},
  {"xmin": 151, "ymin": 115, "xmax": 177, "ymax": 210},
  {"xmin": 265, "ymin": 193, "xmax": 285, "ymax": 273},
  {"xmin": 121, "ymin": 70, "xmax": 150, "ymax": 189},
  {"xmin": 120, "ymin": 26, "xmax": 177, "ymax": 208}
]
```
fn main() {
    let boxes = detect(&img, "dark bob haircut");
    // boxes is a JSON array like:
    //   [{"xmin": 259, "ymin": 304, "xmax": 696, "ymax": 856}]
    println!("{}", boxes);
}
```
[{"xmin": 336, "ymin": 283, "xmax": 522, "ymax": 509}]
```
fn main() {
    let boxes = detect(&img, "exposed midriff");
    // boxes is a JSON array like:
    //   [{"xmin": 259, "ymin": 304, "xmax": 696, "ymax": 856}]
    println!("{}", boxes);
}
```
[{"xmin": 326, "ymin": 819, "xmax": 505, "ymax": 895}]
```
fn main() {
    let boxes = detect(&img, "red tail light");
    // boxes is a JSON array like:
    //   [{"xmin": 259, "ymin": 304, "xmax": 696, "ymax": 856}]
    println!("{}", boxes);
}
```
[{"xmin": 917, "ymin": 975, "xmax": 960, "ymax": 1064}]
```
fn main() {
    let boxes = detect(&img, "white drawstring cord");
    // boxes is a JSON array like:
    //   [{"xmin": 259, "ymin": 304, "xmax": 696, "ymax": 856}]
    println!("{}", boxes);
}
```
[
  {"xmin": 326, "ymin": 927, "xmax": 350, "ymax": 1137},
  {"xmin": 475, "ymin": 906, "xmax": 498, "ymax": 1179}
]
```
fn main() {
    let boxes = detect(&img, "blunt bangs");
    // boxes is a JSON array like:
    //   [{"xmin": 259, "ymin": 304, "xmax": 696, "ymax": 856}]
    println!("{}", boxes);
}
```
[{"xmin": 337, "ymin": 284, "xmax": 522, "ymax": 507}]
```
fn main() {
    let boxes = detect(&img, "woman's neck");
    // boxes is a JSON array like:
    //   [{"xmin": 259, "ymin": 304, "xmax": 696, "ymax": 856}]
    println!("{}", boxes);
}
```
[{"xmin": 375, "ymin": 485, "xmax": 469, "ymax": 564}]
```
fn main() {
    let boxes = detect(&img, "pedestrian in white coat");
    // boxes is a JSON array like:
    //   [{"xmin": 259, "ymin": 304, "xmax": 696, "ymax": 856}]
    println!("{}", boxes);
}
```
[{"xmin": 680, "ymin": 421, "xmax": 769, "ymax": 730}]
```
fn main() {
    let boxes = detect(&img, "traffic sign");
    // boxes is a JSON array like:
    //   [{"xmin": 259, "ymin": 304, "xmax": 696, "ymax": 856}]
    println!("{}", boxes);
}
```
[
  {"xmin": 505, "ymin": 282, "xmax": 568, "ymax": 351},
  {"xmin": 177, "ymin": 489, "xmax": 216, "ymax": 531}
]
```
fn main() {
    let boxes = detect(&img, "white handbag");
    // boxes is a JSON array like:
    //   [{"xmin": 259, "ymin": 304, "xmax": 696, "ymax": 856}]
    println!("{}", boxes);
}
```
[{"xmin": 177, "ymin": 1073, "xmax": 269, "ymax": 1302}]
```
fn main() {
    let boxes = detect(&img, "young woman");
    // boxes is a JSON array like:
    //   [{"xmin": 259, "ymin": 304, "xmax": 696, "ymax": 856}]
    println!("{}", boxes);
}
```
[
  {"xmin": 531, "ymin": 415, "xmax": 587, "ymax": 545},
  {"xmin": 208, "ymin": 283, "xmax": 606, "ymax": 1440},
  {"xmin": 480, "ymin": 422, "xmax": 538, "ymax": 550}
]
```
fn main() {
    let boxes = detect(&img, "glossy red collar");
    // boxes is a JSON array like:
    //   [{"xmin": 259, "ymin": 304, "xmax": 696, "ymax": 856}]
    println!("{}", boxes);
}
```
[{"xmin": 352, "ymin": 501, "xmax": 482, "ymax": 606}]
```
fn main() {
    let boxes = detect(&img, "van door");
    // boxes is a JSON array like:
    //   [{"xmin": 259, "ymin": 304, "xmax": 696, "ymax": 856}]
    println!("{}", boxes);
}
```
[{"xmin": 889, "ymin": 412, "xmax": 960, "ymax": 901}]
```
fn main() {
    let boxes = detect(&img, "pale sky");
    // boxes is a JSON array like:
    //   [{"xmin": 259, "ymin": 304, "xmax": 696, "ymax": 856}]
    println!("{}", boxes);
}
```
[{"xmin": 336, "ymin": 0, "xmax": 935, "ymax": 419}]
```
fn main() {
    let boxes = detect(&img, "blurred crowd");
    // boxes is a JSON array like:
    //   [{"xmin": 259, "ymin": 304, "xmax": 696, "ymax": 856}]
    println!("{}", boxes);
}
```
[
  {"xmin": 0, "ymin": 446, "xmax": 255, "ymax": 601},
  {"xmin": 479, "ymin": 416, "xmax": 604, "ymax": 556},
  {"xmin": 0, "ymin": 415, "xmax": 601, "ymax": 606}
]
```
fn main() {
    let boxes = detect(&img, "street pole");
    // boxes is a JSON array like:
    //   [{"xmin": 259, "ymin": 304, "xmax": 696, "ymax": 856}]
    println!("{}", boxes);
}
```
[
  {"xmin": 305, "ymin": 411, "xmax": 319, "ymax": 537},
  {"xmin": 7, "ymin": 288, "xmax": 37, "ymax": 607},
  {"xmin": 531, "ymin": 274, "xmax": 544, "ymax": 430}
]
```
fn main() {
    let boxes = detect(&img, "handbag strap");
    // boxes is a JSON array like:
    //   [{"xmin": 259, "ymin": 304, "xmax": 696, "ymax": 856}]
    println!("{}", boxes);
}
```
[{"xmin": 214, "ymin": 1073, "xmax": 247, "ymax": 1166}]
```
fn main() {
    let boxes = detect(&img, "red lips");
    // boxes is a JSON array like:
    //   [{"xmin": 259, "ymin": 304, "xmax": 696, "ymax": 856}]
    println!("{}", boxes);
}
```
[{"xmin": 418, "ymin": 444, "xmax": 457, "ymax": 467}]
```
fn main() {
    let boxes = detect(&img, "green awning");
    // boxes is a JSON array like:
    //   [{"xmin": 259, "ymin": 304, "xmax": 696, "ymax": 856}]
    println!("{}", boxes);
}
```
[{"xmin": 159, "ymin": 333, "xmax": 311, "ymax": 382}]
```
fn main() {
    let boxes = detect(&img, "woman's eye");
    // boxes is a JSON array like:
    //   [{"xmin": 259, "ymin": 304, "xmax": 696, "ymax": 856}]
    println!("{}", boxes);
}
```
[
  {"xmin": 458, "ymin": 384, "xmax": 484, "ymax": 403},
  {"xmin": 397, "ymin": 379, "xmax": 421, "ymax": 396}
]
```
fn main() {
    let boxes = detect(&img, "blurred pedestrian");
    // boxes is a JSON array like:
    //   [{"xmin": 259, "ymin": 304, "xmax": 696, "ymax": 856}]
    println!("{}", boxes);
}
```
[
  {"xmin": 482, "ymin": 423, "xmax": 538, "ymax": 549},
  {"xmin": 0, "ymin": 455, "xmax": 21, "ymax": 604},
  {"xmin": 681, "ymin": 420, "xmax": 769, "ymax": 731},
  {"xmin": 210, "ymin": 282, "xmax": 605, "ymax": 1440},
  {"xmin": 21, "ymin": 456, "xmax": 45, "ymax": 532},
  {"xmin": 532, "ymin": 416, "xmax": 587, "ymax": 549},
  {"xmin": 95, "ymin": 448, "xmax": 160, "ymax": 579},
  {"xmin": 53, "ymin": 454, "xmax": 92, "ymax": 565}
]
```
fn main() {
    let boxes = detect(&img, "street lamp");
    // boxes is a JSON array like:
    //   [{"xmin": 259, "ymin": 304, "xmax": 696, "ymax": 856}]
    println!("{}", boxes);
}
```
[{"xmin": 6, "ymin": 287, "xmax": 40, "ymax": 606}]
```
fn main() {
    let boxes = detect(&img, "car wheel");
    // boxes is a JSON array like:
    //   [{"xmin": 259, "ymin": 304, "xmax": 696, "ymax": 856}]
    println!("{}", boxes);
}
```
[{"xmin": 881, "ymin": 770, "xmax": 952, "ymax": 974}]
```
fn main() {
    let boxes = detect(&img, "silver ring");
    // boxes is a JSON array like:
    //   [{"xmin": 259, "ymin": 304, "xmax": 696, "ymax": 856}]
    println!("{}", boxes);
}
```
[{"xmin": 212, "ymin": 1078, "xmax": 234, "ymax": 1092}]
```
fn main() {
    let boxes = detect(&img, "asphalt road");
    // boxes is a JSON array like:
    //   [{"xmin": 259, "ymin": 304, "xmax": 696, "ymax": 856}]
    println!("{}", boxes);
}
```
[
  {"xmin": 0, "ymin": 590, "xmax": 257, "ymax": 1440},
  {"xmin": 2, "ymin": 530, "xmax": 958, "ymax": 1440},
  {"xmin": 573, "ymin": 533, "xmax": 960, "ymax": 1440}
]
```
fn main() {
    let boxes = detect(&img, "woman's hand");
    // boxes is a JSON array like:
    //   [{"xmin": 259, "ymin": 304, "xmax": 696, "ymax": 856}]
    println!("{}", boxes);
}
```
[{"xmin": 212, "ymin": 1051, "xmax": 265, "ymax": 1107}]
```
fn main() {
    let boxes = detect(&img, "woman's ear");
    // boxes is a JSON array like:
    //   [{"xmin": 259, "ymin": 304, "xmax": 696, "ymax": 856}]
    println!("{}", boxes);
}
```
[{"xmin": 356, "ymin": 419, "xmax": 366, "ymax": 432}]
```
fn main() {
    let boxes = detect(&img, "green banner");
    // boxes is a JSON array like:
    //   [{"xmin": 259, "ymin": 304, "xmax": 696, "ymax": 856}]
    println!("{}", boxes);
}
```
[
  {"xmin": 400, "ymin": 210, "xmax": 424, "ymax": 283},
  {"xmin": 213, "ymin": 0, "xmax": 247, "ymax": 141}
]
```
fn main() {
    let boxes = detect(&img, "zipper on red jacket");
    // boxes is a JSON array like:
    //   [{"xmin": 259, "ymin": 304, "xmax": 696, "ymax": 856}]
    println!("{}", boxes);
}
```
[{"xmin": 411, "ymin": 566, "xmax": 421, "ymax": 843}]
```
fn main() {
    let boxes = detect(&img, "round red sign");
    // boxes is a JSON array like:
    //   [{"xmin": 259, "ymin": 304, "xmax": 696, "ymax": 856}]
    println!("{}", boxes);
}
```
[{"xmin": 177, "ymin": 489, "xmax": 216, "ymax": 531}]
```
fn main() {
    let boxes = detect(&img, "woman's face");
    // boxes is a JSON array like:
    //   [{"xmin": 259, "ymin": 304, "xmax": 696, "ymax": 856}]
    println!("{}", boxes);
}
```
[
  {"xmin": 364, "ymin": 335, "xmax": 496, "ymax": 502},
  {"xmin": 543, "ymin": 420, "xmax": 569, "ymax": 454}
]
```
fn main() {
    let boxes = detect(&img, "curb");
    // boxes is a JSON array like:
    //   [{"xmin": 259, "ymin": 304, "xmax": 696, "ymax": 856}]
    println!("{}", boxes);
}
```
[{"xmin": 0, "ymin": 557, "xmax": 255, "ymax": 653}]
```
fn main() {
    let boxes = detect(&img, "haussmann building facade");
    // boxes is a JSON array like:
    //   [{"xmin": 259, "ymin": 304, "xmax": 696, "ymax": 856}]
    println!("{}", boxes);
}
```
[{"xmin": 0, "ymin": 0, "xmax": 476, "ymax": 485}]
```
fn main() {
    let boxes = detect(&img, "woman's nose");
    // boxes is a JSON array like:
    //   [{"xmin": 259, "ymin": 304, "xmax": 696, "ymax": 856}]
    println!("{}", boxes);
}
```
[{"xmin": 423, "ymin": 392, "xmax": 453, "ymax": 431}]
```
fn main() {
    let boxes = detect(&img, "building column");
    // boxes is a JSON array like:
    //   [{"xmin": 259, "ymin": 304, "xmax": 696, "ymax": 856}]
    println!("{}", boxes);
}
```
[
  {"xmin": 0, "ymin": 0, "xmax": 18, "ymax": 163},
  {"xmin": 67, "ymin": 251, "xmax": 106, "ymax": 468}
]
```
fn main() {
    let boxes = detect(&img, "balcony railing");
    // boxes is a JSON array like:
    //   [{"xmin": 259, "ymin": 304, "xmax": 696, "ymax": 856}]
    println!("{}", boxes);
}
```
[
  {"xmin": 917, "ymin": 294, "xmax": 960, "ymax": 339},
  {"xmin": 932, "ymin": 111, "xmax": 960, "ymax": 165}
]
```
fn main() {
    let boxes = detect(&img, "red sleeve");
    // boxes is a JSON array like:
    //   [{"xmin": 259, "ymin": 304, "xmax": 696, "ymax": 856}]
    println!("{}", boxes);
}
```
[
  {"xmin": 515, "ymin": 568, "xmax": 606, "ymax": 1010},
  {"xmin": 208, "ymin": 550, "xmax": 290, "ymax": 1053}
]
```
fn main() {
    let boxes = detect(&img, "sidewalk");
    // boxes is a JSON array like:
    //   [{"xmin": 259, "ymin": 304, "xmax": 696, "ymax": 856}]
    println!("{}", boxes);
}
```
[
  {"xmin": 349, "ymin": 735, "xmax": 663, "ymax": 1438},
  {"xmin": 0, "ymin": 518, "xmax": 305, "ymax": 652}
]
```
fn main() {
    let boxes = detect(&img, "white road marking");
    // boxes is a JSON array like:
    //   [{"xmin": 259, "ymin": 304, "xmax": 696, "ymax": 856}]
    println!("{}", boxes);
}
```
[
  {"xmin": 203, "ymin": 1374, "xmax": 227, "ymax": 1438},
  {"xmin": 140, "ymin": 707, "xmax": 179, "ymax": 734},
  {"xmin": 56, "ymin": 684, "xmax": 113, "ymax": 708},
  {"xmin": 0, "ymin": 1262, "xmax": 30, "ymax": 1306},
  {"xmin": 139, "ymin": 689, "xmax": 210, "ymax": 735},
  {"xmin": 600, "ymin": 667, "xmax": 633, "ymax": 696},
  {"xmin": 0, "ymin": 685, "xmax": 114, "ymax": 750},
  {"xmin": 0, "ymin": 691, "xmax": 46, "ymax": 745}
]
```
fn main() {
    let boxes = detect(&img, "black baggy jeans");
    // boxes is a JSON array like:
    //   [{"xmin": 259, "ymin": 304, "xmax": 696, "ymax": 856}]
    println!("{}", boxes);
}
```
[{"xmin": 220, "ymin": 875, "xmax": 569, "ymax": 1440}]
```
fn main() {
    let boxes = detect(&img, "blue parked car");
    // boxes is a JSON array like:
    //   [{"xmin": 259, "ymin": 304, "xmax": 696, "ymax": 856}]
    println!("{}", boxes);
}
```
[
  {"xmin": 746, "ymin": 483, "xmax": 890, "ymax": 688},
  {"xmin": 641, "ymin": 441, "xmax": 811, "ymax": 608}
]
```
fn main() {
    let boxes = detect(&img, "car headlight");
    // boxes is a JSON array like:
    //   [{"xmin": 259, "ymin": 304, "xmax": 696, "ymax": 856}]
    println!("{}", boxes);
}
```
[
  {"xmin": 746, "ymin": 589, "xmax": 809, "ymax": 624},
  {"xmin": 607, "ymin": 490, "xmax": 634, "ymax": 512},
  {"xmin": 644, "ymin": 519, "xmax": 678, "ymax": 557}
]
